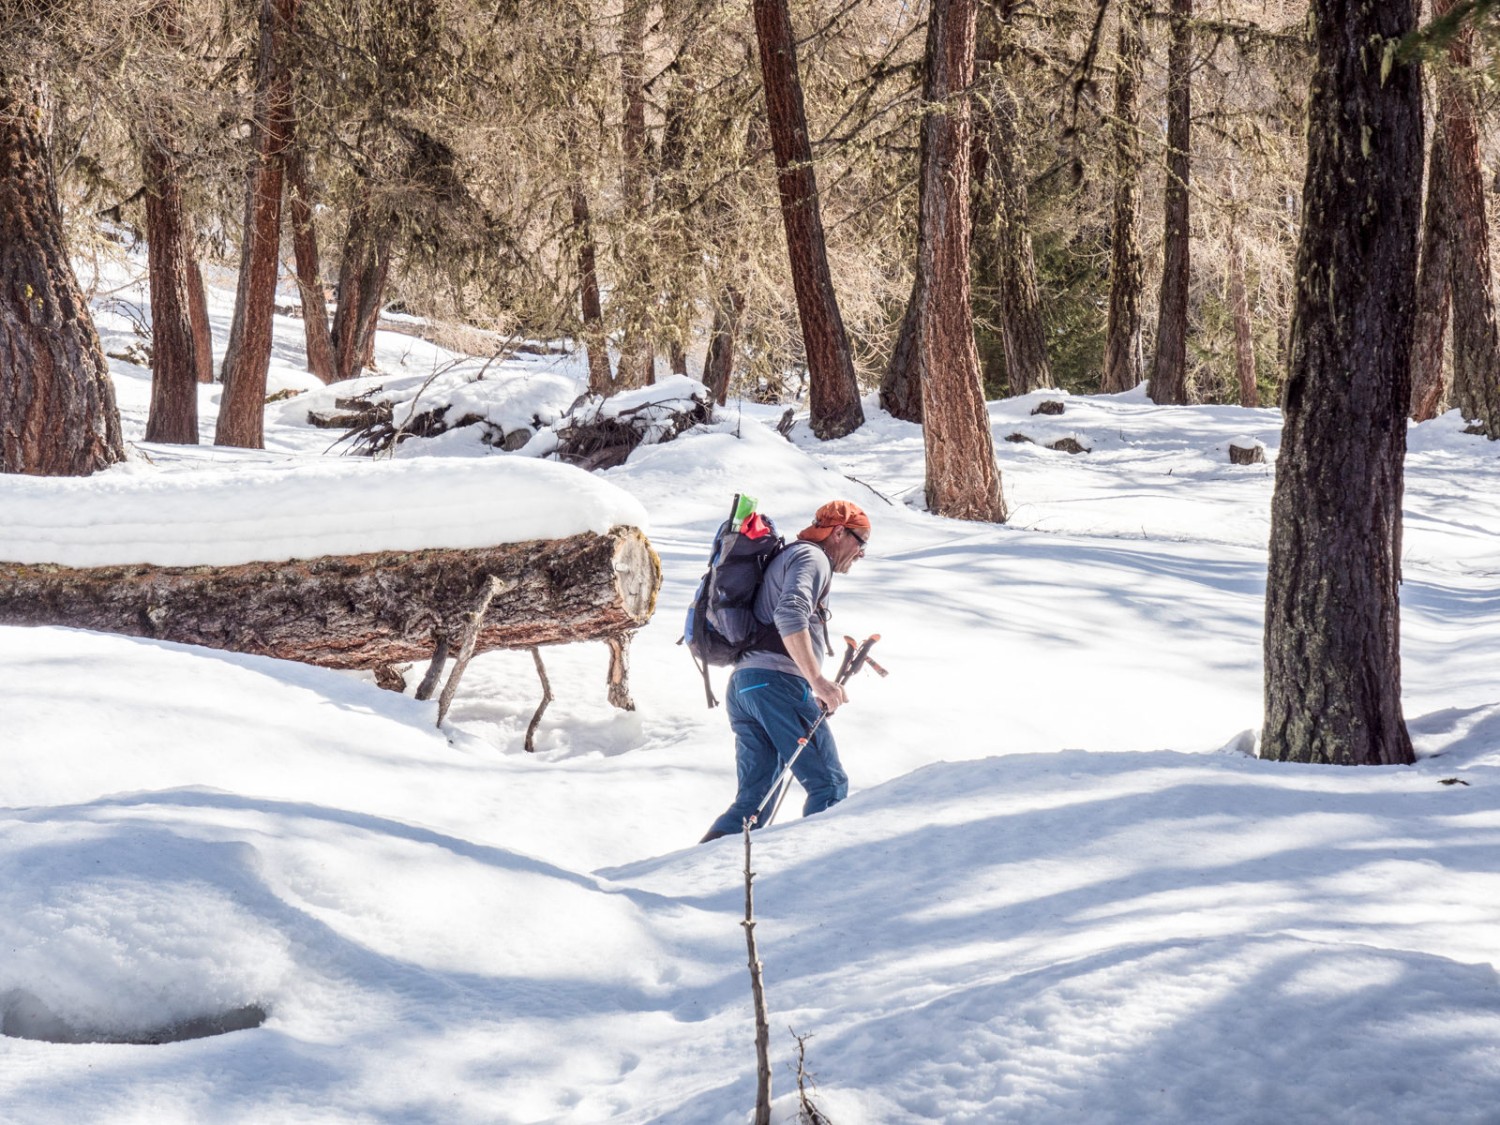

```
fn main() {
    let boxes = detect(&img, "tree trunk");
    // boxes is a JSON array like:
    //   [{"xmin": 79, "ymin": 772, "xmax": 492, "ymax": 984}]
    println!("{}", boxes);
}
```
[
  {"xmin": 881, "ymin": 278, "xmax": 923, "ymax": 422},
  {"xmin": 572, "ymin": 181, "xmax": 614, "ymax": 395},
  {"xmin": 703, "ymin": 285, "xmax": 744, "ymax": 404},
  {"xmin": 0, "ymin": 527, "xmax": 661, "ymax": 671},
  {"xmin": 1227, "ymin": 213, "xmax": 1258, "ymax": 407},
  {"xmin": 1262, "ymin": 0, "xmax": 1421, "ymax": 766},
  {"xmin": 141, "ymin": 128, "xmax": 201, "ymax": 444},
  {"xmin": 916, "ymin": 0, "xmax": 1007, "ymax": 522},
  {"xmin": 752, "ymin": 0, "xmax": 864, "ymax": 439},
  {"xmin": 973, "ymin": 7, "xmax": 1050, "ymax": 397},
  {"xmin": 1149, "ymin": 0, "xmax": 1192, "ymax": 405},
  {"xmin": 140, "ymin": 0, "xmax": 205, "ymax": 440},
  {"xmin": 615, "ymin": 0, "xmax": 655, "ymax": 391},
  {"xmin": 331, "ymin": 189, "xmax": 392, "ymax": 383},
  {"xmin": 185, "ymin": 257, "xmax": 214, "ymax": 384},
  {"xmin": 285, "ymin": 138, "xmax": 337, "ymax": 384},
  {"xmin": 216, "ymin": 0, "xmax": 299, "ymax": 448},
  {"xmin": 1436, "ymin": 0, "xmax": 1500, "ymax": 436},
  {"xmin": 0, "ymin": 69, "xmax": 125, "ymax": 476},
  {"xmin": 1102, "ymin": 0, "xmax": 1145, "ymax": 394},
  {"xmin": 1410, "ymin": 122, "xmax": 1452, "ymax": 421}
]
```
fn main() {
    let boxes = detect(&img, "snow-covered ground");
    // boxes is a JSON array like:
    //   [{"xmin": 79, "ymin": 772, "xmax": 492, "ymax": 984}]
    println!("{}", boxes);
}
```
[{"xmin": 3, "ymin": 261, "xmax": 1500, "ymax": 1123}]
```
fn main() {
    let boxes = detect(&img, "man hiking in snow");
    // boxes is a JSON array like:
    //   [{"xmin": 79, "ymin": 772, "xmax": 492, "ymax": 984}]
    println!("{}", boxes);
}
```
[{"xmin": 700, "ymin": 500, "xmax": 871, "ymax": 843}]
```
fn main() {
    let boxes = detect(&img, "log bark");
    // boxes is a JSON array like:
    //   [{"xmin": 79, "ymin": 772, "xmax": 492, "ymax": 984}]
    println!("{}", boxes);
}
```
[
  {"xmin": 752, "ymin": 0, "xmax": 864, "ymax": 439},
  {"xmin": 0, "ymin": 68, "xmax": 125, "ymax": 476},
  {"xmin": 217, "ymin": 0, "xmax": 299, "ymax": 447},
  {"xmin": 1149, "ymin": 0, "xmax": 1192, "ymax": 406},
  {"xmin": 0, "ymin": 527, "xmax": 661, "ymax": 671},
  {"xmin": 880, "ymin": 278, "xmax": 923, "ymax": 422}
]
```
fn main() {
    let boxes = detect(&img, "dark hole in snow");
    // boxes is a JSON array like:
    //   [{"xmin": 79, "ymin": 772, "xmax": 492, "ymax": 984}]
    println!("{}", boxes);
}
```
[{"xmin": 1, "ymin": 990, "xmax": 267, "ymax": 1045}]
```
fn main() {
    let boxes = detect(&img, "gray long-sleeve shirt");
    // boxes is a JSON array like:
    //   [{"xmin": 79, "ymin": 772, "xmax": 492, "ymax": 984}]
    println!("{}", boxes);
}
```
[{"xmin": 736, "ymin": 540, "xmax": 832, "ymax": 679}]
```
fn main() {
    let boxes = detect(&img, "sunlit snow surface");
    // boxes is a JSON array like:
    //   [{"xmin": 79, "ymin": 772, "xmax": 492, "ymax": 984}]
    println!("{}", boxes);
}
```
[{"xmin": 3, "ymin": 261, "xmax": 1500, "ymax": 1123}]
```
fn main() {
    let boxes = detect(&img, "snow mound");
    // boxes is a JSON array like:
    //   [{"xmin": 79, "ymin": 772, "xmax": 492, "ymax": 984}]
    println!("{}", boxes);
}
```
[{"xmin": 0, "ymin": 455, "xmax": 648, "ymax": 567}]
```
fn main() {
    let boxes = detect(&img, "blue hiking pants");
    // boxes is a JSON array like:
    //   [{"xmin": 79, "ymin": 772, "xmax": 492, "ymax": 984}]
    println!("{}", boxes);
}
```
[{"xmin": 706, "ymin": 667, "xmax": 849, "ymax": 837}]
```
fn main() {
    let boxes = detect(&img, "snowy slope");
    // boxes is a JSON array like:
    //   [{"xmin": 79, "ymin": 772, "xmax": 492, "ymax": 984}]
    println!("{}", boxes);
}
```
[{"xmin": 3, "ymin": 261, "xmax": 1500, "ymax": 1123}]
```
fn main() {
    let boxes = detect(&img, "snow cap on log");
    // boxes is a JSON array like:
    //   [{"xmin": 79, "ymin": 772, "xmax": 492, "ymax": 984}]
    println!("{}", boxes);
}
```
[{"xmin": 0, "ymin": 457, "xmax": 649, "ymax": 568}]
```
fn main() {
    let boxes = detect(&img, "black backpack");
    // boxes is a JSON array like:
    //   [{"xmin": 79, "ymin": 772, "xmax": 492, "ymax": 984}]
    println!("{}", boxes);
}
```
[{"xmin": 683, "ymin": 495, "xmax": 784, "ymax": 706}]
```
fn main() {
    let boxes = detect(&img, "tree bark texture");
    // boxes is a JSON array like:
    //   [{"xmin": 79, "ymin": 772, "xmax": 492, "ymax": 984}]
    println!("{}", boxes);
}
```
[
  {"xmin": 703, "ymin": 285, "xmax": 744, "ymax": 404},
  {"xmin": 973, "ymin": 11, "xmax": 1051, "ymax": 396},
  {"xmin": 1149, "ymin": 0, "xmax": 1192, "ymax": 405},
  {"xmin": 615, "ymin": 0, "xmax": 655, "ymax": 392},
  {"xmin": 1262, "ymin": 0, "xmax": 1421, "ymax": 767},
  {"xmin": 916, "ymin": 0, "xmax": 1007, "ymax": 523},
  {"xmin": 1410, "ymin": 122, "xmax": 1453, "ymax": 420},
  {"xmin": 1227, "ymin": 215, "xmax": 1258, "ymax": 407},
  {"xmin": 331, "ymin": 188, "xmax": 392, "ymax": 383},
  {"xmin": 140, "ymin": 0, "xmax": 201, "ymax": 444},
  {"xmin": 141, "ymin": 128, "xmax": 201, "ymax": 444},
  {"xmin": 0, "ymin": 70, "xmax": 125, "ymax": 476},
  {"xmin": 880, "ymin": 278, "xmax": 923, "ymax": 423},
  {"xmin": 1434, "ymin": 1, "xmax": 1500, "ymax": 436},
  {"xmin": 186, "ymin": 257, "xmax": 214, "ymax": 384},
  {"xmin": 572, "ymin": 181, "xmax": 615, "ymax": 395},
  {"xmin": 1102, "ymin": 0, "xmax": 1145, "ymax": 394},
  {"xmin": 0, "ymin": 527, "xmax": 661, "ymax": 672},
  {"xmin": 285, "ymin": 139, "xmax": 337, "ymax": 384},
  {"xmin": 752, "ymin": 0, "xmax": 864, "ymax": 439},
  {"xmin": 216, "ymin": 0, "xmax": 299, "ymax": 447}
]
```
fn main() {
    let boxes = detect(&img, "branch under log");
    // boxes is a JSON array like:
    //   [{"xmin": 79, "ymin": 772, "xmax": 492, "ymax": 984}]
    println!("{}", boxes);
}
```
[{"xmin": 0, "ymin": 527, "xmax": 660, "ymax": 671}]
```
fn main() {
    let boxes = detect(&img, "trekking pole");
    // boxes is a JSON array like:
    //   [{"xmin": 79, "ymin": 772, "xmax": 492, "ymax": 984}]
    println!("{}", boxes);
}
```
[{"xmin": 753, "ymin": 635, "xmax": 883, "ymax": 829}]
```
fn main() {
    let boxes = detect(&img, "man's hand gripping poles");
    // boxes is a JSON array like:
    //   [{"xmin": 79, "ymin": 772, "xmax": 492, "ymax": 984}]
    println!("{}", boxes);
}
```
[{"xmin": 747, "ymin": 634, "xmax": 887, "ymax": 831}]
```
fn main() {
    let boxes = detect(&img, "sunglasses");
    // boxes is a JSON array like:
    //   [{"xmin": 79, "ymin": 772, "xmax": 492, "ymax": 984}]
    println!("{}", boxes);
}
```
[{"xmin": 846, "ymin": 528, "xmax": 868, "ymax": 549}]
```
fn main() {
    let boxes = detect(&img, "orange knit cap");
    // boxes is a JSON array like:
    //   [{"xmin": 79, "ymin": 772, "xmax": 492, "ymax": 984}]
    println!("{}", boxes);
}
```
[{"xmin": 797, "ymin": 500, "xmax": 872, "ymax": 543}]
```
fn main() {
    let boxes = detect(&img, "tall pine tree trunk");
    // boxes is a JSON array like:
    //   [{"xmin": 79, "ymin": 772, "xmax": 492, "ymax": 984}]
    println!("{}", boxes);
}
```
[
  {"xmin": 880, "ymin": 280, "xmax": 923, "ymax": 422},
  {"xmin": 703, "ymin": 286, "xmax": 744, "ymax": 404},
  {"xmin": 752, "ymin": 0, "xmax": 864, "ymax": 439},
  {"xmin": 1227, "ymin": 211, "xmax": 1258, "ymax": 407},
  {"xmin": 572, "ymin": 181, "xmax": 614, "ymax": 395},
  {"xmin": 615, "ymin": 0, "xmax": 655, "ymax": 390},
  {"xmin": 1149, "ymin": 0, "xmax": 1192, "ymax": 405},
  {"xmin": 1262, "ymin": 0, "xmax": 1421, "ymax": 767},
  {"xmin": 216, "ymin": 0, "xmax": 299, "ymax": 447},
  {"xmin": 141, "ymin": 125, "xmax": 200, "ymax": 443},
  {"xmin": 973, "ymin": 7, "xmax": 1050, "ymax": 397},
  {"xmin": 0, "ymin": 68, "xmax": 124, "ymax": 475},
  {"xmin": 1410, "ymin": 123, "xmax": 1452, "ymax": 421},
  {"xmin": 1102, "ymin": 0, "xmax": 1145, "ymax": 394},
  {"xmin": 141, "ymin": 0, "xmax": 203, "ymax": 439},
  {"xmin": 285, "ymin": 136, "xmax": 336, "ymax": 384},
  {"xmin": 331, "ymin": 189, "xmax": 390, "ymax": 383},
  {"xmin": 917, "ymin": 0, "xmax": 1006, "ymax": 522},
  {"xmin": 185, "ymin": 256, "xmax": 213, "ymax": 384},
  {"xmin": 1436, "ymin": 0, "xmax": 1500, "ymax": 436}
]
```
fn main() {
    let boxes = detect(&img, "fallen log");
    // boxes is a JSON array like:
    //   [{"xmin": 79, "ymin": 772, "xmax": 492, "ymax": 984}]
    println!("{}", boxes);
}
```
[{"xmin": 0, "ymin": 526, "xmax": 660, "ymax": 671}]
